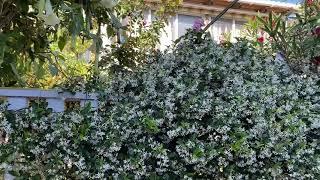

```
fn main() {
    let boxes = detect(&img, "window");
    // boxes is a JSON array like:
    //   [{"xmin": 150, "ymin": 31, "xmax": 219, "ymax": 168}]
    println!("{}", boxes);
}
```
[
  {"xmin": 144, "ymin": 10, "xmax": 157, "ymax": 26},
  {"xmin": 211, "ymin": 19, "xmax": 233, "ymax": 42},
  {"xmin": 178, "ymin": 14, "xmax": 200, "ymax": 37},
  {"xmin": 234, "ymin": 20, "xmax": 246, "ymax": 38}
]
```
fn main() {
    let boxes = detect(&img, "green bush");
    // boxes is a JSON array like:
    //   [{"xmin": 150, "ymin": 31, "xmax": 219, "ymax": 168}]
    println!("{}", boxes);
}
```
[{"xmin": 1, "ymin": 33, "xmax": 320, "ymax": 179}]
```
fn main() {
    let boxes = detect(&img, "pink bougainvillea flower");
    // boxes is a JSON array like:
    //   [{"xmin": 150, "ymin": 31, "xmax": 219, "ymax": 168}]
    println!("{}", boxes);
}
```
[
  {"xmin": 312, "ymin": 26, "xmax": 320, "ymax": 36},
  {"xmin": 192, "ymin": 18, "xmax": 205, "ymax": 32},
  {"xmin": 307, "ymin": 0, "xmax": 313, "ymax": 5},
  {"xmin": 257, "ymin": 36, "xmax": 264, "ymax": 43},
  {"xmin": 269, "ymin": 36, "xmax": 274, "ymax": 42}
]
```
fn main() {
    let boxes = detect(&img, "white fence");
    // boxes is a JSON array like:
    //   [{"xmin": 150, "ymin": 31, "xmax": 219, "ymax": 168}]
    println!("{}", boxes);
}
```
[{"xmin": 0, "ymin": 88, "xmax": 98, "ymax": 112}]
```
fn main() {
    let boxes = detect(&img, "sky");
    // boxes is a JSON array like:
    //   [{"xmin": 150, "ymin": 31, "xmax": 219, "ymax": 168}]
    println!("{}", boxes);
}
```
[
  {"xmin": 274, "ymin": 0, "xmax": 301, "ymax": 4},
  {"xmin": 284, "ymin": 0, "xmax": 301, "ymax": 3}
]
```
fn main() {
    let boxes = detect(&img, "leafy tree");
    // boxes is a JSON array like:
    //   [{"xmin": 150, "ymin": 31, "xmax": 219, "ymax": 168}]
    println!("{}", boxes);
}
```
[
  {"xmin": 100, "ymin": 0, "xmax": 181, "ymax": 74},
  {"xmin": 0, "ymin": 0, "xmax": 181, "ymax": 88},
  {"xmin": 0, "ymin": 0, "xmax": 123, "ymax": 87}
]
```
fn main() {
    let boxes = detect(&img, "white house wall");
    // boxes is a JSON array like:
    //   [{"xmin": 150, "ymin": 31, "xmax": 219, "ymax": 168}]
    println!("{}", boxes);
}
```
[
  {"xmin": 99, "ymin": 9, "xmax": 248, "ymax": 52},
  {"xmin": 143, "ymin": 9, "xmax": 248, "ymax": 50}
]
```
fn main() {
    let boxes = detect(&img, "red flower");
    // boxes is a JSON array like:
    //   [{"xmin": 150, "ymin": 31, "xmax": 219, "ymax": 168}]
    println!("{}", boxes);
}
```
[
  {"xmin": 307, "ymin": 0, "xmax": 313, "ymax": 5},
  {"xmin": 257, "ymin": 36, "xmax": 264, "ymax": 43}
]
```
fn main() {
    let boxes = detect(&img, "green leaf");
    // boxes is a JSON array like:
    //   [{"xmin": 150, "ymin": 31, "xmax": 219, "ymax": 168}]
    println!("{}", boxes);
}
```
[
  {"xmin": 35, "ymin": 61, "xmax": 45, "ymax": 78},
  {"xmin": 8, "ymin": 170, "xmax": 20, "ymax": 177},
  {"xmin": 256, "ymin": 16, "xmax": 266, "ymax": 25},
  {"xmin": 274, "ymin": 14, "xmax": 282, "ymax": 33},
  {"xmin": 58, "ymin": 54, "xmax": 66, "ymax": 61},
  {"xmin": 193, "ymin": 148, "xmax": 204, "ymax": 158},
  {"xmin": 0, "ymin": 45, "xmax": 5, "ymax": 65},
  {"xmin": 268, "ymin": 12, "xmax": 273, "ymax": 28},
  {"xmin": 18, "ymin": 0, "xmax": 29, "ymax": 13},
  {"xmin": 142, "ymin": 116, "xmax": 160, "ymax": 133},
  {"xmin": 58, "ymin": 33, "xmax": 68, "ymax": 51},
  {"xmin": 107, "ymin": 25, "xmax": 115, "ymax": 37},
  {"xmin": 295, "ymin": 13, "xmax": 303, "ymax": 24},
  {"xmin": 281, "ymin": 21, "xmax": 286, "ymax": 34},
  {"xmin": 10, "ymin": 63, "xmax": 26, "ymax": 86},
  {"xmin": 49, "ymin": 64, "xmax": 58, "ymax": 76},
  {"xmin": 109, "ymin": 12, "xmax": 122, "ymax": 29}
]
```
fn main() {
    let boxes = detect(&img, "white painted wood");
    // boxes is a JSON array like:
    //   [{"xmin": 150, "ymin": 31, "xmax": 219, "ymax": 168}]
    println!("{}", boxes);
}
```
[
  {"xmin": 231, "ymin": 19, "xmax": 236, "ymax": 42},
  {"xmin": 47, "ymin": 99, "xmax": 65, "ymax": 112},
  {"xmin": 0, "ymin": 88, "xmax": 98, "ymax": 112},
  {"xmin": 159, "ymin": 16, "xmax": 174, "ymax": 51},
  {"xmin": 7, "ymin": 97, "xmax": 27, "ymax": 111},
  {"xmin": 4, "ymin": 171, "xmax": 14, "ymax": 180},
  {"xmin": 174, "ymin": 14, "xmax": 179, "ymax": 40},
  {"xmin": 0, "ymin": 89, "xmax": 97, "ymax": 100},
  {"xmin": 146, "ymin": 0, "xmax": 297, "ymax": 16},
  {"xmin": 147, "ymin": 9, "xmax": 152, "ymax": 23},
  {"xmin": 226, "ymin": 0, "xmax": 298, "ymax": 9}
]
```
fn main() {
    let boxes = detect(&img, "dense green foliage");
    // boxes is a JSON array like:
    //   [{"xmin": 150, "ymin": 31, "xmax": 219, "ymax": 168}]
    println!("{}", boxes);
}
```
[
  {"xmin": 0, "ymin": 0, "xmax": 319, "ymax": 179},
  {"xmin": 1, "ymin": 33, "xmax": 319, "ymax": 178},
  {"xmin": 244, "ymin": 0, "xmax": 320, "ymax": 72}
]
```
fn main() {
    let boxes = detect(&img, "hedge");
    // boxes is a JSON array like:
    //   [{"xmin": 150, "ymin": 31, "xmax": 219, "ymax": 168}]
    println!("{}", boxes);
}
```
[{"xmin": 1, "ymin": 33, "xmax": 320, "ymax": 179}]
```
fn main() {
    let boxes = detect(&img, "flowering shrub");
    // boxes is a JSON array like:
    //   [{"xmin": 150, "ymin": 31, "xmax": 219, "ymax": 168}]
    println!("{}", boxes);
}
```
[
  {"xmin": 100, "ymin": 33, "xmax": 320, "ymax": 178},
  {"xmin": 256, "ymin": 1, "xmax": 320, "ymax": 72},
  {"xmin": 0, "ymin": 104, "xmax": 109, "ymax": 178},
  {"xmin": 1, "ymin": 34, "xmax": 320, "ymax": 178}
]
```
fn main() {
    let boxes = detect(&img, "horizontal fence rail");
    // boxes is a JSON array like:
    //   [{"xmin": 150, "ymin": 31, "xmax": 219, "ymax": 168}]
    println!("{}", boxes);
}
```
[{"xmin": 0, "ymin": 88, "xmax": 98, "ymax": 112}]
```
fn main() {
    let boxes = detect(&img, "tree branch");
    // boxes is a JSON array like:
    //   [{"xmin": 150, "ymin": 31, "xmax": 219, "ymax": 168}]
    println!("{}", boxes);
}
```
[{"xmin": 0, "ymin": 1, "xmax": 16, "ymax": 30}]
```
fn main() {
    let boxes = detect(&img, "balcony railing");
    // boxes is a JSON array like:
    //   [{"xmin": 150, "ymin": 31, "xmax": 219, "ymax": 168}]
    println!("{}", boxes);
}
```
[{"xmin": 0, "ymin": 88, "xmax": 98, "ymax": 112}]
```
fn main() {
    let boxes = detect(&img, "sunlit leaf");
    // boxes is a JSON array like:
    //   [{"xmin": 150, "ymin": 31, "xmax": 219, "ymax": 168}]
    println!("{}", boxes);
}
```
[{"xmin": 58, "ymin": 33, "xmax": 68, "ymax": 51}]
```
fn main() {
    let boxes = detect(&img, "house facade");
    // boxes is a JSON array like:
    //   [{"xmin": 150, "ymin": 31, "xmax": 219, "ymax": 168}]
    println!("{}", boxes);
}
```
[{"xmin": 144, "ymin": 0, "xmax": 298, "ymax": 50}]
